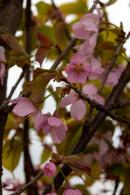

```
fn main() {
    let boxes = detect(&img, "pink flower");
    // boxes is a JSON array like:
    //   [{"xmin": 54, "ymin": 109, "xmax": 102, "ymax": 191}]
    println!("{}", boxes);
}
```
[
  {"xmin": 105, "ymin": 65, "xmax": 125, "ymax": 86},
  {"xmin": 33, "ymin": 112, "xmax": 50, "ymax": 131},
  {"xmin": 0, "ymin": 46, "xmax": 6, "ymax": 85},
  {"xmin": 75, "ymin": 34, "xmax": 98, "ymax": 57},
  {"xmin": 82, "ymin": 83, "xmax": 104, "ymax": 105},
  {"xmin": 89, "ymin": 58, "xmax": 105, "ymax": 80},
  {"xmin": 43, "ymin": 162, "xmax": 56, "ymax": 177},
  {"xmin": 72, "ymin": 13, "xmax": 99, "ymax": 39},
  {"xmin": 66, "ymin": 53, "xmax": 91, "ymax": 84},
  {"xmin": 62, "ymin": 188, "xmax": 82, "ymax": 195},
  {"xmin": 60, "ymin": 90, "xmax": 86, "ymax": 120},
  {"xmin": 11, "ymin": 97, "xmax": 37, "ymax": 117},
  {"xmin": 33, "ymin": 113, "xmax": 68, "ymax": 144}
]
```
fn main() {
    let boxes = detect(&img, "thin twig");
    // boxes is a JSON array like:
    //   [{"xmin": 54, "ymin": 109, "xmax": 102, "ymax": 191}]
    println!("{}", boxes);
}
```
[
  {"xmin": 51, "ymin": 38, "xmax": 77, "ymax": 70},
  {"xmin": 7, "ymin": 71, "xmax": 24, "ymax": 100},
  {"xmin": 10, "ymin": 171, "xmax": 43, "ymax": 195},
  {"xmin": 112, "ymin": 178, "xmax": 119, "ymax": 195}
]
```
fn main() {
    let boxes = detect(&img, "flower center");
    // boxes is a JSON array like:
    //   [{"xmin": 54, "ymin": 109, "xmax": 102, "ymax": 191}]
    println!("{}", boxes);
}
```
[{"xmin": 74, "ymin": 63, "xmax": 84, "ymax": 73}]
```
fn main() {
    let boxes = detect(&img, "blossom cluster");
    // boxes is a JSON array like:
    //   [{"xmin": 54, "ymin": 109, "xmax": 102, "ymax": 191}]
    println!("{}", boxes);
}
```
[
  {"xmin": 61, "ymin": 12, "xmax": 125, "ymax": 120},
  {"xmin": 11, "ymin": 97, "xmax": 67, "ymax": 144}
]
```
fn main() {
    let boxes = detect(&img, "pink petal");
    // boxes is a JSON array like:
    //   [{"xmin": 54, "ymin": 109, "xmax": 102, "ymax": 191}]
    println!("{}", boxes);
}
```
[
  {"xmin": 106, "ymin": 65, "xmax": 125, "ymax": 86},
  {"xmin": 92, "ymin": 94, "xmax": 105, "ymax": 105},
  {"xmin": 12, "ymin": 97, "xmax": 37, "ymax": 117},
  {"xmin": 63, "ymin": 189, "xmax": 82, "ymax": 195},
  {"xmin": 60, "ymin": 90, "xmax": 78, "ymax": 107},
  {"xmin": 71, "ymin": 99, "xmax": 86, "ymax": 120},
  {"xmin": 33, "ymin": 112, "xmax": 48, "ymax": 131},
  {"xmin": 82, "ymin": 83, "xmax": 97, "ymax": 95},
  {"xmin": 51, "ymin": 125, "xmax": 67, "ymax": 144},
  {"xmin": 48, "ymin": 117, "xmax": 62, "ymax": 127}
]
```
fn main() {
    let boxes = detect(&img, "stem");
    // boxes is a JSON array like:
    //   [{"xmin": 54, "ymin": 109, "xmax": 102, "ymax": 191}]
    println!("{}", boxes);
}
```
[
  {"xmin": 10, "ymin": 171, "xmax": 43, "ymax": 195},
  {"xmin": 23, "ymin": 0, "xmax": 38, "ymax": 194},
  {"xmin": 7, "ymin": 71, "xmax": 24, "ymax": 100},
  {"xmin": 51, "ymin": 38, "xmax": 77, "ymax": 70}
]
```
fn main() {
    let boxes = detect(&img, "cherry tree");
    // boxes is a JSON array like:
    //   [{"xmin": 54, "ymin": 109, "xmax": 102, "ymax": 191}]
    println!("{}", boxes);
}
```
[{"xmin": 0, "ymin": 0, "xmax": 130, "ymax": 195}]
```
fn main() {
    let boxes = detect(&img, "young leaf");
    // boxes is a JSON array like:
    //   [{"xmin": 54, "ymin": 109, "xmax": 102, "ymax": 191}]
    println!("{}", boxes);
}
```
[
  {"xmin": 35, "ymin": 32, "xmax": 52, "ymax": 65},
  {"xmin": 2, "ymin": 138, "xmax": 22, "ymax": 172}
]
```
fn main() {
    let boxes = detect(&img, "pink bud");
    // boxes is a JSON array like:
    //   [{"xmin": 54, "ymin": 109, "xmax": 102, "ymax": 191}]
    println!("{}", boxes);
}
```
[
  {"xmin": 62, "ymin": 189, "xmax": 82, "ymax": 195},
  {"xmin": 43, "ymin": 162, "xmax": 56, "ymax": 177}
]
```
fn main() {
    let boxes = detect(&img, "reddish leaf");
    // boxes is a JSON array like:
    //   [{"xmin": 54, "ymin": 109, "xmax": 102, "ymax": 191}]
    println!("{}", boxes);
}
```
[
  {"xmin": 35, "ymin": 32, "xmax": 52, "ymax": 65},
  {"xmin": 63, "ymin": 154, "xmax": 91, "ymax": 175}
]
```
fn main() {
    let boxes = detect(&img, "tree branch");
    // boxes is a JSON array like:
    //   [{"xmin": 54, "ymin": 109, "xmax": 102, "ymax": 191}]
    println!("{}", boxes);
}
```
[
  {"xmin": 10, "ymin": 171, "xmax": 43, "ymax": 195},
  {"xmin": 51, "ymin": 38, "xmax": 77, "ymax": 70}
]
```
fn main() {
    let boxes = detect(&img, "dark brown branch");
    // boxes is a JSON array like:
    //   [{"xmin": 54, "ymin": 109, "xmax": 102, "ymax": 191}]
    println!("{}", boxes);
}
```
[
  {"xmin": 0, "ymin": 1, "xmax": 23, "ymax": 195},
  {"xmin": 0, "ymin": 0, "xmax": 23, "ymax": 35},
  {"xmin": 22, "ymin": 1, "xmax": 38, "ymax": 195}
]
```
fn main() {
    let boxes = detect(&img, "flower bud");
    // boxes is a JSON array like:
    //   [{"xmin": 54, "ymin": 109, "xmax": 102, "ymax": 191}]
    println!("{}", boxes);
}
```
[{"xmin": 43, "ymin": 162, "xmax": 56, "ymax": 177}]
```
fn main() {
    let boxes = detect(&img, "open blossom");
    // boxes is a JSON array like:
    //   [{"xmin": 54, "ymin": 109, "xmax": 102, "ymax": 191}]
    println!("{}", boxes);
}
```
[
  {"xmin": 0, "ymin": 46, "xmax": 6, "ymax": 85},
  {"xmin": 75, "ymin": 34, "xmax": 98, "ymax": 57},
  {"xmin": 11, "ymin": 97, "xmax": 37, "ymax": 117},
  {"xmin": 62, "ymin": 188, "xmax": 82, "ymax": 195},
  {"xmin": 72, "ymin": 13, "xmax": 100, "ymax": 39},
  {"xmin": 43, "ymin": 162, "xmax": 56, "ymax": 177},
  {"xmin": 60, "ymin": 90, "xmax": 86, "ymax": 120},
  {"xmin": 82, "ymin": 83, "xmax": 105, "ymax": 104},
  {"xmin": 89, "ymin": 58, "xmax": 105, "ymax": 80},
  {"xmin": 66, "ymin": 53, "xmax": 91, "ymax": 84},
  {"xmin": 105, "ymin": 65, "xmax": 125, "ymax": 86},
  {"xmin": 33, "ymin": 113, "xmax": 68, "ymax": 144}
]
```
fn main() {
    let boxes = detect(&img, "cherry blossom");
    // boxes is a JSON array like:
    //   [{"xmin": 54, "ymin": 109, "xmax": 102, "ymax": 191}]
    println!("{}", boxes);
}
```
[
  {"xmin": 82, "ymin": 83, "xmax": 105, "ymax": 104},
  {"xmin": 75, "ymin": 35, "xmax": 98, "ymax": 57},
  {"xmin": 33, "ymin": 112, "xmax": 50, "ymax": 131},
  {"xmin": 66, "ymin": 53, "xmax": 91, "ymax": 84},
  {"xmin": 60, "ymin": 90, "xmax": 86, "ymax": 120},
  {"xmin": 33, "ymin": 113, "xmax": 68, "ymax": 144},
  {"xmin": 89, "ymin": 57, "xmax": 105, "ymax": 80},
  {"xmin": 43, "ymin": 162, "xmax": 56, "ymax": 177},
  {"xmin": 105, "ymin": 65, "xmax": 125, "ymax": 86},
  {"xmin": 62, "ymin": 188, "xmax": 82, "ymax": 195},
  {"xmin": 0, "ymin": 46, "xmax": 6, "ymax": 85},
  {"xmin": 11, "ymin": 97, "xmax": 37, "ymax": 117},
  {"xmin": 72, "ymin": 13, "xmax": 100, "ymax": 39}
]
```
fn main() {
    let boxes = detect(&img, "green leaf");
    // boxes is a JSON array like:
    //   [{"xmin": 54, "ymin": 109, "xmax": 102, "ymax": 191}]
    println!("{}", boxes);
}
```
[
  {"xmin": 106, "ymin": 0, "xmax": 117, "ymax": 6},
  {"xmin": 36, "ymin": 1, "xmax": 51, "ymax": 15},
  {"xmin": 3, "ymin": 138, "xmax": 22, "ymax": 172},
  {"xmin": 60, "ymin": 0, "xmax": 87, "ymax": 15},
  {"xmin": 40, "ymin": 146, "xmax": 52, "ymax": 163},
  {"xmin": 31, "ymin": 70, "xmax": 56, "ymax": 104}
]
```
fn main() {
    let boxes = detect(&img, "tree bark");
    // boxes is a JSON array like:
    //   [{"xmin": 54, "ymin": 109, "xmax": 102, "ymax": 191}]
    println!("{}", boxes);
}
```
[{"xmin": 0, "ymin": 1, "xmax": 23, "ymax": 194}]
